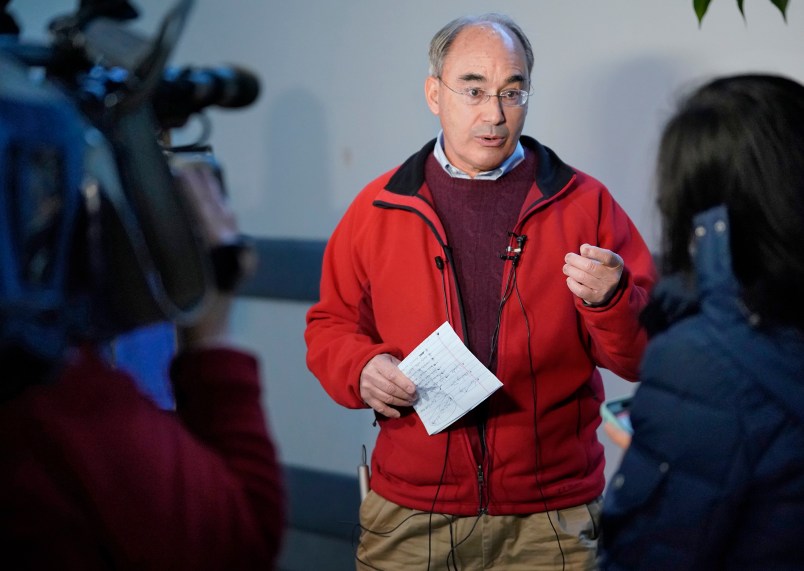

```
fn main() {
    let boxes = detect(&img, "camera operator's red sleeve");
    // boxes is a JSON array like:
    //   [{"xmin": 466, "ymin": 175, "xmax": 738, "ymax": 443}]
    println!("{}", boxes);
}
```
[
  {"xmin": 170, "ymin": 347, "xmax": 286, "ymax": 567},
  {"xmin": 0, "ymin": 346, "xmax": 285, "ymax": 570}
]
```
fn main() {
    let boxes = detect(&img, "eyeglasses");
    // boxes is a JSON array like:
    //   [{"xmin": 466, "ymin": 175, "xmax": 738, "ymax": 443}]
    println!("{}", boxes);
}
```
[{"xmin": 438, "ymin": 78, "xmax": 530, "ymax": 107}]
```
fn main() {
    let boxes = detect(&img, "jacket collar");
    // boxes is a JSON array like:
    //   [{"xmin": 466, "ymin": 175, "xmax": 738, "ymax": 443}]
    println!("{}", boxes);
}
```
[{"xmin": 384, "ymin": 136, "xmax": 575, "ymax": 200}]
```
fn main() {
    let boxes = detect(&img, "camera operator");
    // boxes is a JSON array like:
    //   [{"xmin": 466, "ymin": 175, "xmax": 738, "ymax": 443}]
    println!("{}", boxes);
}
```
[
  {"xmin": 0, "ymin": 158, "xmax": 285, "ymax": 569},
  {"xmin": 0, "ymin": 1, "xmax": 285, "ymax": 567}
]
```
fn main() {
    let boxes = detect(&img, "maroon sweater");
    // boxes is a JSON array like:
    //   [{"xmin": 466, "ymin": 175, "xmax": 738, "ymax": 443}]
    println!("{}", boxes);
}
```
[
  {"xmin": 425, "ymin": 150, "xmax": 536, "ymax": 370},
  {"xmin": 0, "ymin": 346, "xmax": 284, "ymax": 570}
]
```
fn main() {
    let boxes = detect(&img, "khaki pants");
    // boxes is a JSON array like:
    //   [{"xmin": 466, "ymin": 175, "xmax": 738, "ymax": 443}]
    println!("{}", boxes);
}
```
[{"xmin": 356, "ymin": 491, "xmax": 601, "ymax": 571}]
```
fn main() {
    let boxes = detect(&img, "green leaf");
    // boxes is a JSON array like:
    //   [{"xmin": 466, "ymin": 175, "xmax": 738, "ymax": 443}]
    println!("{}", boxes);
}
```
[
  {"xmin": 769, "ymin": 0, "xmax": 790, "ymax": 22},
  {"xmin": 737, "ymin": 0, "xmax": 746, "ymax": 20},
  {"xmin": 694, "ymin": 0, "xmax": 712, "ymax": 24}
]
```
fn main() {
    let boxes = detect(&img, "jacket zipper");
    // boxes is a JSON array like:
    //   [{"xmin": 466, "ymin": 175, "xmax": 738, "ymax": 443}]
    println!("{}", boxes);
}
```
[
  {"xmin": 476, "ymin": 465, "xmax": 486, "ymax": 514},
  {"xmin": 477, "ymin": 419, "xmax": 488, "ymax": 514},
  {"xmin": 434, "ymin": 251, "xmax": 487, "ymax": 515}
]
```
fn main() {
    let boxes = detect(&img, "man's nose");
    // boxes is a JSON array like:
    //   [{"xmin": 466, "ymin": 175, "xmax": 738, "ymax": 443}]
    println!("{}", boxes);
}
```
[{"xmin": 481, "ymin": 95, "xmax": 506, "ymax": 123}]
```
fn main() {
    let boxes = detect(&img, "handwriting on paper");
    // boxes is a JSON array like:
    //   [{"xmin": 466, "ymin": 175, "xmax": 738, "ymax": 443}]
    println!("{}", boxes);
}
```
[{"xmin": 399, "ymin": 322, "xmax": 503, "ymax": 435}]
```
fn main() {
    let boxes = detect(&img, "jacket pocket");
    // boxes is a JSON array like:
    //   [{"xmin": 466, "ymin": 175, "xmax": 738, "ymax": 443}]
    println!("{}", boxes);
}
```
[
  {"xmin": 600, "ymin": 445, "xmax": 723, "ymax": 570},
  {"xmin": 603, "ymin": 446, "xmax": 669, "ymax": 517}
]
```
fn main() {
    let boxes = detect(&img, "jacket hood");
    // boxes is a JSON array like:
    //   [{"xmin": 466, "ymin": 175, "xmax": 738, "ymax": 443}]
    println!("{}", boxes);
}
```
[{"xmin": 692, "ymin": 205, "xmax": 804, "ymax": 425}]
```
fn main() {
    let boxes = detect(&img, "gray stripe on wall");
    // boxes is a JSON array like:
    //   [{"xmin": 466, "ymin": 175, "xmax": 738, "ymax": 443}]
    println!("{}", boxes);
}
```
[{"xmin": 239, "ymin": 238, "xmax": 326, "ymax": 301}]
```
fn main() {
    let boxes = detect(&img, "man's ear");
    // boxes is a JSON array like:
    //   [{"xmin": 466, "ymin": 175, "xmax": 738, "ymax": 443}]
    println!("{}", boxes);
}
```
[{"xmin": 425, "ymin": 75, "xmax": 440, "ymax": 115}]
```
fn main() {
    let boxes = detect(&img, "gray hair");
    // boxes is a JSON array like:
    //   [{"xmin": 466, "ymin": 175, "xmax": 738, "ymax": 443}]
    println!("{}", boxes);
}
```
[{"xmin": 428, "ymin": 13, "xmax": 534, "ymax": 80}]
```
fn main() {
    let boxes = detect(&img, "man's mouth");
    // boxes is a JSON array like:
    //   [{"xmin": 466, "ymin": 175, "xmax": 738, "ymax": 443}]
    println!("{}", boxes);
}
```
[{"xmin": 476, "ymin": 135, "xmax": 505, "ymax": 147}]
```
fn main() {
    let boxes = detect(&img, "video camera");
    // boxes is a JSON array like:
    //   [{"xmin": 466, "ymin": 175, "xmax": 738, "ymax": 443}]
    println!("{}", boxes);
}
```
[{"xmin": 0, "ymin": 0, "xmax": 260, "ymax": 367}]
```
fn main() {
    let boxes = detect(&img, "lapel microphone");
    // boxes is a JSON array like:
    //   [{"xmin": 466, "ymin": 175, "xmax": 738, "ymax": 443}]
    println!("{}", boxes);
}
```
[{"xmin": 500, "ymin": 232, "xmax": 528, "ymax": 266}]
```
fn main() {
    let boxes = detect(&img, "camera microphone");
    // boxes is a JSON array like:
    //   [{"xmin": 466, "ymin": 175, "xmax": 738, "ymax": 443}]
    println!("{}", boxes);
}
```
[{"xmin": 153, "ymin": 65, "xmax": 261, "ymax": 128}]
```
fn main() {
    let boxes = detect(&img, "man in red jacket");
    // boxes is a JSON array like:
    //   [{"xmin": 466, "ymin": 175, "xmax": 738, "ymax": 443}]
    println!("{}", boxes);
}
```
[{"xmin": 305, "ymin": 12, "xmax": 655, "ymax": 571}]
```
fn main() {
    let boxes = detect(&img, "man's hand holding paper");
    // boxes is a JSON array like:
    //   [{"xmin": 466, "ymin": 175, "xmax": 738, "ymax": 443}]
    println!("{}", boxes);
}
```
[
  {"xmin": 359, "ymin": 323, "xmax": 502, "ymax": 433},
  {"xmin": 359, "ymin": 353, "xmax": 418, "ymax": 419},
  {"xmin": 400, "ymin": 322, "xmax": 503, "ymax": 435}
]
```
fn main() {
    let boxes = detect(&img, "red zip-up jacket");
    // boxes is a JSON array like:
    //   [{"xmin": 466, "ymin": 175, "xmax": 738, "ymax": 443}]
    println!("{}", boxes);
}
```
[{"xmin": 306, "ymin": 136, "xmax": 656, "ymax": 515}]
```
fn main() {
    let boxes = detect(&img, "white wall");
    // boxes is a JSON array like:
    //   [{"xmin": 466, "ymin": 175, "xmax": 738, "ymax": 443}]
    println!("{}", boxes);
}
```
[{"xmin": 13, "ymin": 0, "xmax": 804, "ymax": 479}]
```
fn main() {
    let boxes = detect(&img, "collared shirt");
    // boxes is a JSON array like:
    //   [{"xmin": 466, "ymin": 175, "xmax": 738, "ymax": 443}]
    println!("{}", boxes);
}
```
[{"xmin": 433, "ymin": 131, "xmax": 525, "ymax": 180}]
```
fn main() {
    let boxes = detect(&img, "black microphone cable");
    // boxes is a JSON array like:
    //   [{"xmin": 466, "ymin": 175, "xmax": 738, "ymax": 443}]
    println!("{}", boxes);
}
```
[
  {"xmin": 435, "ymin": 256, "xmax": 450, "ymax": 326},
  {"xmin": 510, "ymin": 266, "xmax": 567, "ymax": 571}
]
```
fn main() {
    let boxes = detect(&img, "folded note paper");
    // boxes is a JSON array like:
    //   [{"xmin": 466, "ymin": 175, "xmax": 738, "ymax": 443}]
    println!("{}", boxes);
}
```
[{"xmin": 399, "ymin": 322, "xmax": 503, "ymax": 435}]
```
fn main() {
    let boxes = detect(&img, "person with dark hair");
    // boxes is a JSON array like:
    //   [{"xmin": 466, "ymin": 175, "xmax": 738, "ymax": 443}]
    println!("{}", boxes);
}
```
[
  {"xmin": 599, "ymin": 73, "xmax": 804, "ymax": 570},
  {"xmin": 305, "ymin": 12, "xmax": 656, "ymax": 570}
]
